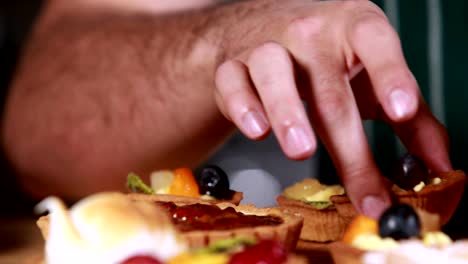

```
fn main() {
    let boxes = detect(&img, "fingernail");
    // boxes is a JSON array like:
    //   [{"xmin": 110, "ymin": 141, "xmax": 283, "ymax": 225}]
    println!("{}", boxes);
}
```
[
  {"xmin": 241, "ymin": 111, "xmax": 269, "ymax": 138},
  {"xmin": 361, "ymin": 195, "xmax": 388, "ymax": 219},
  {"xmin": 390, "ymin": 89, "xmax": 414, "ymax": 119},
  {"xmin": 285, "ymin": 126, "xmax": 314, "ymax": 157}
]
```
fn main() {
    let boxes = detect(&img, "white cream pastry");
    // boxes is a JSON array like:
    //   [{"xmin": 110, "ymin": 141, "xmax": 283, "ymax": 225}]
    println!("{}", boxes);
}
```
[
  {"xmin": 35, "ymin": 192, "xmax": 187, "ymax": 264},
  {"xmin": 362, "ymin": 240, "xmax": 468, "ymax": 264}
]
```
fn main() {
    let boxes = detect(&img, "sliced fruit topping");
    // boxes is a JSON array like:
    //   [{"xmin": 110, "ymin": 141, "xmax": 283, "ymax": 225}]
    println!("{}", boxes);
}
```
[
  {"xmin": 282, "ymin": 178, "xmax": 344, "ymax": 208},
  {"xmin": 228, "ymin": 240, "xmax": 288, "ymax": 264},
  {"xmin": 198, "ymin": 237, "xmax": 256, "ymax": 254},
  {"xmin": 283, "ymin": 178, "xmax": 321, "ymax": 200},
  {"xmin": 121, "ymin": 255, "xmax": 162, "ymax": 264},
  {"xmin": 390, "ymin": 153, "xmax": 429, "ymax": 190},
  {"xmin": 168, "ymin": 238, "xmax": 259, "ymax": 264},
  {"xmin": 303, "ymin": 201, "xmax": 333, "ymax": 209},
  {"xmin": 150, "ymin": 170, "xmax": 174, "ymax": 194},
  {"xmin": 168, "ymin": 252, "xmax": 229, "ymax": 264},
  {"xmin": 378, "ymin": 203, "xmax": 421, "ymax": 240},
  {"xmin": 129, "ymin": 166, "xmax": 235, "ymax": 199},
  {"xmin": 127, "ymin": 173, "xmax": 155, "ymax": 194},
  {"xmin": 197, "ymin": 165, "xmax": 232, "ymax": 199},
  {"xmin": 170, "ymin": 168, "xmax": 200, "ymax": 197},
  {"xmin": 342, "ymin": 215, "xmax": 378, "ymax": 244}
]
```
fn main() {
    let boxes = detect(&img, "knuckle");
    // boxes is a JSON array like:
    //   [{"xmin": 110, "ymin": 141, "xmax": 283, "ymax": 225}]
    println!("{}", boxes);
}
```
[
  {"xmin": 342, "ymin": 0, "xmax": 385, "ymax": 16},
  {"xmin": 215, "ymin": 60, "xmax": 239, "ymax": 83},
  {"xmin": 249, "ymin": 41, "xmax": 288, "ymax": 63},
  {"xmin": 222, "ymin": 84, "xmax": 244, "ymax": 101},
  {"xmin": 253, "ymin": 73, "xmax": 276, "ymax": 92},
  {"xmin": 346, "ymin": 164, "xmax": 375, "ymax": 179},
  {"xmin": 316, "ymin": 90, "xmax": 350, "ymax": 123},
  {"xmin": 224, "ymin": 91, "xmax": 253, "ymax": 118},
  {"xmin": 286, "ymin": 16, "xmax": 326, "ymax": 41},
  {"xmin": 276, "ymin": 115, "xmax": 296, "ymax": 131},
  {"xmin": 342, "ymin": 164, "xmax": 378, "ymax": 187},
  {"xmin": 265, "ymin": 99, "xmax": 295, "ymax": 120},
  {"xmin": 378, "ymin": 68, "xmax": 417, "ymax": 94},
  {"xmin": 351, "ymin": 11, "xmax": 393, "ymax": 40}
]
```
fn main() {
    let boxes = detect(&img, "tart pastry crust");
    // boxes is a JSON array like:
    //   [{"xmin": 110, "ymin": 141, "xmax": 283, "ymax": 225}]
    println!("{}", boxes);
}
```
[
  {"xmin": 277, "ymin": 195, "xmax": 347, "ymax": 242},
  {"xmin": 38, "ymin": 192, "xmax": 303, "ymax": 251},
  {"xmin": 127, "ymin": 191, "xmax": 244, "ymax": 205}
]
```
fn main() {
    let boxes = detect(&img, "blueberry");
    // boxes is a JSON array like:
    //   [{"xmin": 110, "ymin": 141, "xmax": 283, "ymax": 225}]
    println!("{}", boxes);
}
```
[
  {"xmin": 197, "ymin": 165, "xmax": 232, "ymax": 199},
  {"xmin": 390, "ymin": 153, "xmax": 429, "ymax": 190},
  {"xmin": 378, "ymin": 203, "xmax": 421, "ymax": 240}
]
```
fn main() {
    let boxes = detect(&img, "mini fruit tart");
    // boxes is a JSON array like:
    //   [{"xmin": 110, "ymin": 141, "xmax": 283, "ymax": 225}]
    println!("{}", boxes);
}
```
[
  {"xmin": 276, "ymin": 178, "xmax": 347, "ymax": 242},
  {"xmin": 330, "ymin": 204, "xmax": 468, "ymax": 264},
  {"xmin": 35, "ymin": 192, "xmax": 305, "ymax": 264},
  {"xmin": 127, "ymin": 165, "xmax": 243, "ymax": 205},
  {"xmin": 38, "ymin": 193, "xmax": 303, "ymax": 252}
]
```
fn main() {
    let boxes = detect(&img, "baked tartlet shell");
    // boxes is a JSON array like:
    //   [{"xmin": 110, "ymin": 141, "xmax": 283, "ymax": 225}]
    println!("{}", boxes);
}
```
[
  {"xmin": 37, "ymin": 192, "xmax": 303, "ymax": 251},
  {"xmin": 277, "ymin": 195, "xmax": 347, "ymax": 242}
]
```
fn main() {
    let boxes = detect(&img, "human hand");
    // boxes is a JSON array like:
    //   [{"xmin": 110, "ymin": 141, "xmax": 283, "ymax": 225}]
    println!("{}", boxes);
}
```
[{"xmin": 213, "ymin": 0, "xmax": 452, "ymax": 218}]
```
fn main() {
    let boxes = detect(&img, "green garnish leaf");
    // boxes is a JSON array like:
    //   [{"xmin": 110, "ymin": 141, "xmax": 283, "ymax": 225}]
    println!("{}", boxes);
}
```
[
  {"xmin": 303, "ymin": 201, "xmax": 333, "ymax": 210},
  {"xmin": 196, "ymin": 237, "xmax": 256, "ymax": 254},
  {"xmin": 127, "ymin": 173, "xmax": 155, "ymax": 194}
]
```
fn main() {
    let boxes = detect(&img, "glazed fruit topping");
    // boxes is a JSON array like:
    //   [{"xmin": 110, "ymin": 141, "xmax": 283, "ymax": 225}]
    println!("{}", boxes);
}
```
[
  {"xmin": 378, "ymin": 203, "xmax": 421, "ymax": 240},
  {"xmin": 197, "ymin": 165, "xmax": 233, "ymax": 199},
  {"xmin": 229, "ymin": 240, "xmax": 288, "ymax": 264},
  {"xmin": 155, "ymin": 202, "xmax": 283, "ymax": 232},
  {"xmin": 199, "ymin": 237, "xmax": 256, "ymax": 254},
  {"xmin": 342, "ymin": 215, "xmax": 378, "ymax": 244},
  {"xmin": 168, "ymin": 238, "xmax": 288, "ymax": 264},
  {"xmin": 129, "ymin": 165, "xmax": 235, "ymax": 199},
  {"xmin": 282, "ymin": 178, "xmax": 344, "ymax": 209},
  {"xmin": 121, "ymin": 255, "xmax": 162, "ymax": 264},
  {"xmin": 127, "ymin": 173, "xmax": 155, "ymax": 194},
  {"xmin": 169, "ymin": 168, "xmax": 200, "ymax": 197},
  {"xmin": 390, "ymin": 153, "xmax": 429, "ymax": 190}
]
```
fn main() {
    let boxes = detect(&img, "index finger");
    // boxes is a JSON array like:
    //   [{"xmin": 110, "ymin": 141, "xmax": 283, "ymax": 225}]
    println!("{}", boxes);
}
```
[{"xmin": 285, "ymin": 13, "xmax": 393, "ymax": 219}]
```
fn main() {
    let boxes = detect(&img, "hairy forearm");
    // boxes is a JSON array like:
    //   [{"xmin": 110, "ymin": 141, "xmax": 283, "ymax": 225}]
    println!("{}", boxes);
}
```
[{"xmin": 2, "ymin": 3, "xmax": 247, "ymax": 199}]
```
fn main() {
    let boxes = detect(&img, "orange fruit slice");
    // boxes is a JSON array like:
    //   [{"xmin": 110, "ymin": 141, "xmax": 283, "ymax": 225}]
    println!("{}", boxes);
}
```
[
  {"xmin": 169, "ymin": 168, "xmax": 200, "ymax": 198},
  {"xmin": 342, "ymin": 215, "xmax": 378, "ymax": 244}
]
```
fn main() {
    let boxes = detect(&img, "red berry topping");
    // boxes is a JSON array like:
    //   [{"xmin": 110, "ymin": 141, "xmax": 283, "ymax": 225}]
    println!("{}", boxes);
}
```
[
  {"xmin": 121, "ymin": 255, "xmax": 162, "ymax": 264},
  {"xmin": 229, "ymin": 240, "xmax": 288, "ymax": 264}
]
